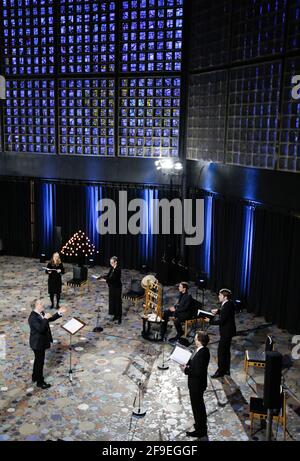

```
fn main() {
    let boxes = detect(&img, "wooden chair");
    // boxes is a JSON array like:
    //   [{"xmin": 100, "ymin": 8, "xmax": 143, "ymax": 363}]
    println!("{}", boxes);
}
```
[
  {"xmin": 249, "ymin": 391, "xmax": 287, "ymax": 440},
  {"xmin": 244, "ymin": 335, "xmax": 274, "ymax": 381},
  {"xmin": 184, "ymin": 317, "xmax": 206, "ymax": 337},
  {"xmin": 183, "ymin": 298, "xmax": 206, "ymax": 337}
]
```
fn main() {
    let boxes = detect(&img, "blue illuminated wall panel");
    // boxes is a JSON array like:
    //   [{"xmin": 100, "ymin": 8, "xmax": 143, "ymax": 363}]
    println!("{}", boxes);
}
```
[
  {"xmin": 2, "ymin": 0, "xmax": 55, "ymax": 75},
  {"xmin": 227, "ymin": 62, "xmax": 282, "ymax": 169},
  {"xmin": 231, "ymin": 0, "xmax": 287, "ymax": 62},
  {"xmin": 59, "ymin": 0, "xmax": 116, "ymax": 73},
  {"xmin": 120, "ymin": 0, "xmax": 183, "ymax": 73},
  {"xmin": 58, "ymin": 79, "xmax": 115, "ymax": 156},
  {"xmin": 4, "ymin": 79, "xmax": 56, "ymax": 153},
  {"xmin": 186, "ymin": 71, "xmax": 227, "ymax": 161},
  {"xmin": 278, "ymin": 58, "xmax": 300, "ymax": 172},
  {"xmin": 119, "ymin": 76, "xmax": 181, "ymax": 157}
]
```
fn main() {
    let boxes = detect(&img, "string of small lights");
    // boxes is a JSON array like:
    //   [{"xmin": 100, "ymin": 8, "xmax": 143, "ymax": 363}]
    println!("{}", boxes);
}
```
[{"xmin": 61, "ymin": 230, "xmax": 98, "ymax": 258}]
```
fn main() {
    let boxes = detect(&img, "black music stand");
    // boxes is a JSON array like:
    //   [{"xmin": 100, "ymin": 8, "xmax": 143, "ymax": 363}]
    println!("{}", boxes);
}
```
[
  {"xmin": 157, "ymin": 342, "xmax": 169, "ymax": 370},
  {"xmin": 61, "ymin": 317, "xmax": 86, "ymax": 383},
  {"xmin": 91, "ymin": 274, "xmax": 104, "ymax": 332},
  {"xmin": 132, "ymin": 382, "xmax": 147, "ymax": 417}
]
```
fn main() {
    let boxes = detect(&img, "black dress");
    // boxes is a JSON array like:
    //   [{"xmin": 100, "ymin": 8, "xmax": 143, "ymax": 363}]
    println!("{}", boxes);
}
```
[
  {"xmin": 104, "ymin": 266, "xmax": 122, "ymax": 319},
  {"xmin": 46, "ymin": 262, "xmax": 65, "ymax": 295}
]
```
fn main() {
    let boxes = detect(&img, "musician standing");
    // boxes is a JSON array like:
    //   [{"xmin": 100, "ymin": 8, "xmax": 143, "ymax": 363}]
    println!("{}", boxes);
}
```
[
  {"xmin": 183, "ymin": 331, "xmax": 210, "ymax": 439},
  {"xmin": 46, "ymin": 252, "xmax": 65, "ymax": 309},
  {"xmin": 99, "ymin": 256, "xmax": 122, "ymax": 324},
  {"xmin": 207, "ymin": 288, "xmax": 236, "ymax": 378}
]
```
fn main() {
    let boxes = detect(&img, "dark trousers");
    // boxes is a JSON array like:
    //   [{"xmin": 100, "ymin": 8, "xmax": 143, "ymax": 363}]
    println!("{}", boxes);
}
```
[
  {"xmin": 189, "ymin": 387, "xmax": 207, "ymax": 434},
  {"xmin": 217, "ymin": 337, "xmax": 232, "ymax": 374},
  {"xmin": 50, "ymin": 292, "xmax": 60, "ymax": 308},
  {"xmin": 32, "ymin": 349, "xmax": 45, "ymax": 385},
  {"xmin": 161, "ymin": 310, "xmax": 190, "ymax": 338},
  {"xmin": 109, "ymin": 287, "xmax": 122, "ymax": 319}
]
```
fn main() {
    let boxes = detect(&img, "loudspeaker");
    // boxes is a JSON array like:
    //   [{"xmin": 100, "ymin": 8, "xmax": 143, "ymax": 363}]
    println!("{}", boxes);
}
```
[
  {"xmin": 263, "ymin": 351, "xmax": 282, "ymax": 409},
  {"xmin": 73, "ymin": 265, "xmax": 88, "ymax": 281},
  {"xmin": 40, "ymin": 253, "xmax": 46, "ymax": 263},
  {"xmin": 131, "ymin": 279, "xmax": 142, "ymax": 293},
  {"xmin": 54, "ymin": 226, "xmax": 62, "ymax": 251}
]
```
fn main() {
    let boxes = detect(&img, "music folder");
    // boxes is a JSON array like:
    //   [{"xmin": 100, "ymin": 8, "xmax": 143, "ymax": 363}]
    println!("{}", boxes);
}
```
[
  {"xmin": 170, "ymin": 346, "xmax": 192, "ymax": 365},
  {"xmin": 61, "ymin": 317, "xmax": 86, "ymax": 335},
  {"xmin": 197, "ymin": 309, "xmax": 215, "ymax": 319}
]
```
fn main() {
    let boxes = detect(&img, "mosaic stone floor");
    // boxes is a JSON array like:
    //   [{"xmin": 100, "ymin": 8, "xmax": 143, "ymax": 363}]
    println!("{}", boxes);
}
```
[{"xmin": 0, "ymin": 256, "xmax": 299, "ymax": 442}]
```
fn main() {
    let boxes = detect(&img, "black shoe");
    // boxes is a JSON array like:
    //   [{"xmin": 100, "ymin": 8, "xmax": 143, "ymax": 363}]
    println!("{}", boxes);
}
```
[
  {"xmin": 117, "ymin": 318, "xmax": 122, "ymax": 325},
  {"xmin": 37, "ymin": 382, "xmax": 51, "ymax": 389},
  {"xmin": 211, "ymin": 372, "xmax": 225, "ymax": 379},
  {"xmin": 186, "ymin": 430, "xmax": 207, "ymax": 438},
  {"xmin": 32, "ymin": 378, "xmax": 37, "ymax": 383},
  {"xmin": 225, "ymin": 370, "xmax": 231, "ymax": 376},
  {"xmin": 56, "ymin": 305, "xmax": 60, "ymax": 310},
  {"xmin": 50, "ymin": 305, "xmax": 54, "ymax": 309},
  {"xmin": 112, "ymin": 316, "xmax": 117, "ymax": 321}
]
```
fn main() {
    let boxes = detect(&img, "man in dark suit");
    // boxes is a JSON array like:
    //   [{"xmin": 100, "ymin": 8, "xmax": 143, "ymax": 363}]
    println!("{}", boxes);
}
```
[
  {"xmin": 99, "ymin": 256, "xmax": 122, "ymax": 324},
  {"xmin": 161, "ymin": 282, "xmax": 193, "ymax": 342},
  {"xmin": 183, "ymin": 331, "xmax": 210, "ymax": 439},
  {"xmin": 28, "ymin": 299, "xmax": 67, "ymax": 389},
  {"xmin": 207, "ymin": 288, "xmax": 236, "ymax": 378}
]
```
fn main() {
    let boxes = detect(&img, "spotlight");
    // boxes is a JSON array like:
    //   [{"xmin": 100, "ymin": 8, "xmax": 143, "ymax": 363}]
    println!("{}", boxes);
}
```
[
  {"xmin": 88, "ymin": 257, "xmax": 95, "ymax": 268},
  {"xmin": 235, "ymin": 299, "xmax": 243, "ymax": 312},
  {"xmin": 196, "ymin": 276, "xmax": 207, "ymax": 290},
  {"xmin": 174, "ymin": 161, "xmax": 183, "ymax": 170},
  {"xmin": 154, "ymin": 159, "xmax": 183, "ymax": 175}
]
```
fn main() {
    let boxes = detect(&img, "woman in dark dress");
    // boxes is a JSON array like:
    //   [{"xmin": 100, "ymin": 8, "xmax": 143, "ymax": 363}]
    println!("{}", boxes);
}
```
[
  {"xmin": 46, "ymin": 252, "xmax": 65, "ymax": 309},
  {"xmin": 99, "ymin": 256, "xmax": 122, "ymax": 324}
]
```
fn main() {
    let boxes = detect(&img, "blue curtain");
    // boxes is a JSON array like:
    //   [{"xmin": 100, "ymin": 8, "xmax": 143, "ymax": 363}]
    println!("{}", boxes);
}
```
[
  {"xmin": 86, "ymin": 184, "xmax": 102, "ymax": 254},
  {"xmin": 139, "ymin": 188, "xmax": 157, "ymax": 267},
  {"xmin": 240, "ymin": 205, "xmax": 254, "ymax": 298},
  {"xmin": 39, "ymin": 183, "xmax": 55, "ymax": 256},
  {"xmin": 203, "ymin": 194, "xmax": 213, "ymax": 280}
]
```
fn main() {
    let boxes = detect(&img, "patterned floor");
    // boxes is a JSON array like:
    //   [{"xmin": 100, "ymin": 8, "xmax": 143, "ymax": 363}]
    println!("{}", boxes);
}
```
[{"xmin": 0, "ymin": 256, "xmax": 299, "ymax": 441}]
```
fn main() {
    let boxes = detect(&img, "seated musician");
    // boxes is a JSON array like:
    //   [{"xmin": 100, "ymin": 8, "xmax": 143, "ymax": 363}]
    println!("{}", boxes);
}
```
[{"xmin": 161, "ymin": 282, "xmax": 193, "ymax": 342}]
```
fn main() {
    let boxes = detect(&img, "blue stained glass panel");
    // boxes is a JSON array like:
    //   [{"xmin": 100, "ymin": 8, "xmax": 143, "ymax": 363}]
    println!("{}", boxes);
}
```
[
  {"xmin": 121, "ymin": 0, "xmax": 183, "ymax": 72},
  {"xmin": 59, "ymin": 78, "xmax": 115, "ymax": 156},
  {"xmin": 4, "ymin": 79, "xmax": 56, "ymax": 153},
  {"xmin": 3, "ymin": 0, "xmax": 55, "ymax": 75},
  {"xmin": 119, "ymin": 76, "xmax": 181, "ymax": 157},
  {"xmin": 59, "ymin": 0, "xmax": 116, "ymax": 73}
]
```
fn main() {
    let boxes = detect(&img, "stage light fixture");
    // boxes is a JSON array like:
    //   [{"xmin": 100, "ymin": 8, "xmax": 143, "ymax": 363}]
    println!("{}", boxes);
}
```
[
  {"xmin": 235, "ymin": 299, "xmax": 243, "ymax": 312},
  {"xmin": 154, "ymin": 159, "xmax": 183, "ymax": 175}
]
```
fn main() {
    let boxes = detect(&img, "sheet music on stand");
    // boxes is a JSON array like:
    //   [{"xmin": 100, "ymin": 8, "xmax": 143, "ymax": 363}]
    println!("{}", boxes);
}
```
[
  {"xmin": 170, "ymin": 346, "xmax": 192, "ymax": 365},
  {"xmin": 62, "ymin": 317, "xmax": 86, "ymax": 335},
  {"xmin": 91, "ymin": 273, "xmax": 105, "ymax": 280},
  {"xmin": 198, "ymin": 309, "xmax": 215, "ymax": 319}
]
